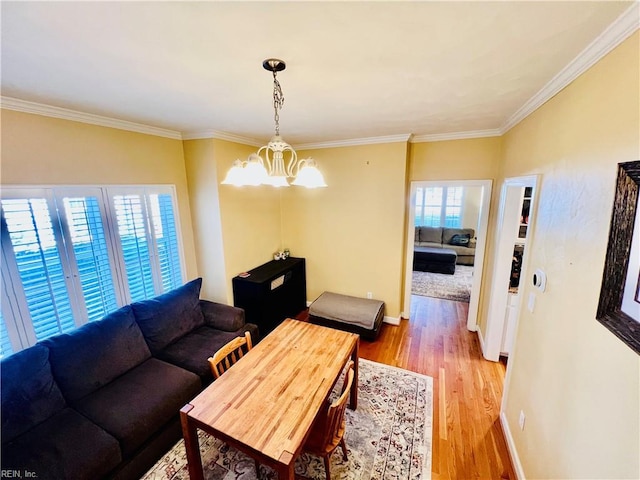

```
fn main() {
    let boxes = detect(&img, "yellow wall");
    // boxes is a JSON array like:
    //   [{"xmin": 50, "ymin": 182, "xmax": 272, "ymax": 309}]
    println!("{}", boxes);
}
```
[
  {"xmin": 410, "ymin": 136, "xmax": 502, "ymax": 331},
  {"xmin": 500, "ymin": 32, "xmax": 640, "ymax": 479},
  {"xmin": 410, "ymin": 136, "xmax": 502, "ymax": 181},
  {"xmin": 184, "ymin": 138, "xmax": 282, "ymax": 304},
  {"xmin": 0, "ymin": 109, "xmax": 198, "ymax": 279},
  {"xmin": 462, "ymin": 185, "xmax": 484, "ymax": 230},
  {"xmin": 281, "ymin": 142, "xmax": 409, "ymax": 317}
]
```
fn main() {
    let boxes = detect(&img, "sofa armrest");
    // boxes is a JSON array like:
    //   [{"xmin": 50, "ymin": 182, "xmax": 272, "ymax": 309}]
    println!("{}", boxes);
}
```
[{"xmin": 199, "ymin": 300, "xmax": 245, "ymax": 332}]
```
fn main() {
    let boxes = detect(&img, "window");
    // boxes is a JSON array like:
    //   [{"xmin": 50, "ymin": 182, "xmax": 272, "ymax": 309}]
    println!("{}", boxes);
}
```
[
  {"xmin": 415, "ymin": 186, "xmax": 464, "ymax": 228},
  {"xmin": 0, "ymin": 186, "xmax": 185, "ymax": 356}
]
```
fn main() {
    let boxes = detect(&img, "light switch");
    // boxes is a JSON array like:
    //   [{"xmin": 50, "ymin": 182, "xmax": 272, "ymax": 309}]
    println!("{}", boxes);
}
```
[{"xmin": 528, "ymin": 292, "xmax": 536, "ymax": 313}]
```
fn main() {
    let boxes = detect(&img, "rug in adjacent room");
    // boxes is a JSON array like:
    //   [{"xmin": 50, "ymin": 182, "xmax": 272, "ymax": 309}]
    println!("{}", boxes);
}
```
[
  {"xmin": 411, "ymin": 265, "xmax": 473, "ymax": 302},
  {"xmin": 142, "ymin": 359, "xmax": 433, "ymax": 480}
]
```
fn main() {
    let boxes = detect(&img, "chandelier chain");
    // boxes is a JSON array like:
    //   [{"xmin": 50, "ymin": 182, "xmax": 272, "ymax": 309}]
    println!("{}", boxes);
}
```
[{"xmin": 272, "ymin": 70, "xmax": 284, "ymax": 136}]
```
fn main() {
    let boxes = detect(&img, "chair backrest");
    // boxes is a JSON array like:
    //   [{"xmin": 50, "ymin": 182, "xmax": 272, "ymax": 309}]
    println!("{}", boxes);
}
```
[
  {"xmin": 208, "ymin": 331, "xmax": 253, "ymax": 379},
  {"xmin": 317, "ymin": 360, "xmax": 355, "ymax": 448}
]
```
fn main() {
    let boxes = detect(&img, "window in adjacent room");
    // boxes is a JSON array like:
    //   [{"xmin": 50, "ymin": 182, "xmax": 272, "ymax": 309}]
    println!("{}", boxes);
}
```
[
  {"xmin": 0, "ymin": 186, "xmax": 185, "ymax": 355},
  {"xmin": 415, "ymin": 186, "xmax": 464, "ymax": 227}
]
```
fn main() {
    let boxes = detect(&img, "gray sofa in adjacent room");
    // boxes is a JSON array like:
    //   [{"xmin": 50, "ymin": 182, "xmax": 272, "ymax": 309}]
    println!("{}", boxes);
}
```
[{"xmin": 414, "ymin": 226, "xmax": 476, "ymax": 265}]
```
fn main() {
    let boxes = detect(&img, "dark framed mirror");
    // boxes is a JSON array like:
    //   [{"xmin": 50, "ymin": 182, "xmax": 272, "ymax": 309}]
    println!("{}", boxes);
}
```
[{"xmin": 597, "ymin": 160, "xmax": 640, "ymax": 354}]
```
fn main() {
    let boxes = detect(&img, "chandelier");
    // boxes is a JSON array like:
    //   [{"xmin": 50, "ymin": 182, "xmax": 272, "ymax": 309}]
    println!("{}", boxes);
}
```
[{"xmin": 221, "ymin": 59, "xmax": 327, "ymax": 188}]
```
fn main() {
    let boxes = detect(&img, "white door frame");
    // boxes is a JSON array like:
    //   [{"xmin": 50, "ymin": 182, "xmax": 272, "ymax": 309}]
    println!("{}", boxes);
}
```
[
  {"xmin": 483, "ymin": 175, "xmax": 539, "ymax": 361},
  {"xmin": 403, "ymin": 179, "xmax": 492, "ymax": 331}
]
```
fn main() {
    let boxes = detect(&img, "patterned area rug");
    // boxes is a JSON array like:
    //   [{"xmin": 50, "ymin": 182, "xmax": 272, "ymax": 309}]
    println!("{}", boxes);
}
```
[
  {"xmin": 142, "ymin": 359, "xmax": 433, "ymax": 480},
  {"xmin": 411, "ymin": 265, "xmax": 473, "ymax": 302}
]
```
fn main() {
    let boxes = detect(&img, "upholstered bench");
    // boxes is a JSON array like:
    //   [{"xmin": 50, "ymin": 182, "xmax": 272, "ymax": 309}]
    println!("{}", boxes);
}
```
[
  {"xmin": 308, "ymin": 291, "xmax": 385, "ymax": 341},
  {"xmin": 413, "ymin": 246, "xmax": 457, "ymax": 274}
]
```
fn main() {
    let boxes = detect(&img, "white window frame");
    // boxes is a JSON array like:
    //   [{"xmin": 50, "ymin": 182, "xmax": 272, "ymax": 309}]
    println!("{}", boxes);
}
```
[{"xmin": 415, "ymin": 186, "xmax": 465, "ymax": 228}]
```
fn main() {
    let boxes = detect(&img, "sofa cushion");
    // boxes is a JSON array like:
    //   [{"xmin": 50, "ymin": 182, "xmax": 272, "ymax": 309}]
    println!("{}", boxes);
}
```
[
  {"xmin": 156, "ymin": 325, "xmax": 250, "ymax": 380},
  {"xmin": 132, "ymin": 278, "xmax": 205, "ymax": 354},
  {"xmin": 443, "ymin": 228, "xmax": 475, "ymax": 245},
  {"xmin": 418, "ymin": 226, "xmax": 443, "ymax": 243},
  {"xmin": 74, "ymin": 358, "xmax": 200, "ymax": 456},
  {"xmin": 45, "ymin": 305, "xmax": 151, "ymax": 402},
  {"xmin": 1, "ymin": 344, "xmax": 67, "ymax": 442},
  {"xmin": 1, "ymin": 407, "xmax": 121, "ymax": 479}
]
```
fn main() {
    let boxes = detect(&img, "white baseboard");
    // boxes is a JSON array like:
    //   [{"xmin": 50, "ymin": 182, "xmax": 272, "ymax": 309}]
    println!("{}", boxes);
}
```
[
  {"xmin": 383, "ymin": 315, "xmax": 401, "ymax": 326},
  {"xmin": 500, "ymin": 411, "xmax": 525, "ymax": 480},
  {"xmin": 306, "ymin": 300, "xmax": 312, "ymax": 308}
]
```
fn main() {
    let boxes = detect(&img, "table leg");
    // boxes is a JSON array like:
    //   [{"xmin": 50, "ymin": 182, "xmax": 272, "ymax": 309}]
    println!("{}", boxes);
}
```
[
  {"xmin": 349, "ymin": 339, "xmax": 359, "ymax": 410},
  {"xmin": 275, "ymin": 461, "xmax": 295, "ymax": 479},
  {"xmin": 180, "ymin": 404, "xmax": 204, "ymax": 480}
]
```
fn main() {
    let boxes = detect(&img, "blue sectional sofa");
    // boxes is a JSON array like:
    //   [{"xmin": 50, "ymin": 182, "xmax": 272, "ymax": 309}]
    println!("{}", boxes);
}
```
[{"xmin": 1, "ymin": 278, "xmax": 258, "ymax": 480}]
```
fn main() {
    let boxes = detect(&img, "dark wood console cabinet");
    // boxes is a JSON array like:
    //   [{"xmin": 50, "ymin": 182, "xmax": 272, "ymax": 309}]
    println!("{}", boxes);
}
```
[{"xmin": 232, "ymin": 257, "xmax": 307, "ymax": 336}]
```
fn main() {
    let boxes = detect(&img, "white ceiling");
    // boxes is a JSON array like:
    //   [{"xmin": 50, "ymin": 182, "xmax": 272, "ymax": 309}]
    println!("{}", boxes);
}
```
[{"xmin": 1, "ymin": 1, "xmax": 636, "ymax": 145}]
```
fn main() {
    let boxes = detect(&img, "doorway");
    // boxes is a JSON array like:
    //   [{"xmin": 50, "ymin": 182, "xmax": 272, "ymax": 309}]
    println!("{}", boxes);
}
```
[
  {"xmin": 483, "ymin": 175, "xmax": 539, "ymax": 362},
  {"xmin": 403, "ymin": 179, "xmax": 492, "ymax": 331}
]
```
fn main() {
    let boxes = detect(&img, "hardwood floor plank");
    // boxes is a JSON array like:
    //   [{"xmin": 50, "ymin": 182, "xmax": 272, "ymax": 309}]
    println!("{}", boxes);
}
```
[
  {"xmin": 298, "ymin": 294, "xmax": 516, "ymax": 479},
  {"xmin": 357, "ymin": 295, "xmax": 514, "ymax": 479}
]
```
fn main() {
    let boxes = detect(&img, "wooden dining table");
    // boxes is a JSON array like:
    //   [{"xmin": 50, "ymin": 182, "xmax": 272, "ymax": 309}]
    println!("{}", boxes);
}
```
[{"xmin": 180, "ymin": 318, "xmax": 359, "ymax": 480}]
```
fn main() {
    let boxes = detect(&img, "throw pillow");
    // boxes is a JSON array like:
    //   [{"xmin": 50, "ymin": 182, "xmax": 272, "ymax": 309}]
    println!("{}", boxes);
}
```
[{"xmin": 450, "ymin": 234, "xmax": 471, "ymax": 246}]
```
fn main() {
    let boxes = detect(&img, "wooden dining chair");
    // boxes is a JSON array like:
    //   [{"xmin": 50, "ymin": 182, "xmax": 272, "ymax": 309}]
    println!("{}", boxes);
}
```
[
  {"xmin": 302, "ymin": 360, "xmax": 355, "ymax": 480},
  {"xmin": 208, "ymin": 331, "xmax": 253, "ymax": 379}
]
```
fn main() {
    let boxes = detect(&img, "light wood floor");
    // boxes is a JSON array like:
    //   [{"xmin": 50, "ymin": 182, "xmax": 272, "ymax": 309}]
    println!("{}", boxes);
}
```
[{"xmin": 358, "ymin": 295, "xmax": 515, "ymax": 480}]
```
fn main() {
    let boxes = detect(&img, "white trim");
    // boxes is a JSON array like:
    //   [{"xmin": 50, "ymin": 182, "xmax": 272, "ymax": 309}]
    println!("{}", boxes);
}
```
[
  {"xmin": 1, "ymin": 96, "xmax": 182, "ymax": 140},
  {"xmin": 502, "ymin": 2, "xmax": 640, "ymax": 133},
  {"xmin": 476, "ymin": 327, "xmax": 486, "ymax": 354},
  {"xmin": 484, "ymin": 175, "xmax": 539, "ymax": 362},
  {"xmin": 411, "ymin": 129, "xmax": 502, "ymax": 143},
  {"xmin": 500, "ymin": 411, "xmax": 525, "ymax": 480},
  {"xmin": 181, "ymin": 130, "xmax": 263, "ymax": 146},
  {"xmin": 383, "ymin": 315, "xmax": 401, "ymax": 326},
  {"xmin": 294, "ymin": 134, "xmax": 413, "ymax": 150}
]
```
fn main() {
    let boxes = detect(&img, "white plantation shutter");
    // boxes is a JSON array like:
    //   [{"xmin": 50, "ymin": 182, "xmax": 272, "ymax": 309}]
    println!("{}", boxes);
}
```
[
  {"xmin": 111, "ymin": 193, "xmax": 156, "ymax": 302},
  {"xmin": 59, "ymin": 194, "xmax": 120, "ymax": 321},
  {"xmin": 150, "ymin": 193, "xmax": 183, "ymax": 292},
  {"xmin": 1, "ymin": 196, "xmax": 77, "ymax": 341},
  {"xmin": 1, "ymin": 186, "xmax": 185, "ymax": 353}
]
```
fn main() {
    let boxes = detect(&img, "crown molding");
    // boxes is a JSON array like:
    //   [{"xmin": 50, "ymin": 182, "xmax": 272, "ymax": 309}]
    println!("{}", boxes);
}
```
[
  {"xmin": 294, "ymin": 133, "xmax": 413, "ymax": 150},
  {"xmin": 411, "ymin": 129, "xmax": 502, "ymax": 143},
  {"xmin": 181, "ymin": 130, "xmax": 263, "ymax": 146},
  {"xmin": 1, "ymin": 96, "xmax": 182, "ymax": 140},
  {"xmin": 501, "ymin": 1, "xmax": 640, "ymax": 133}
]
